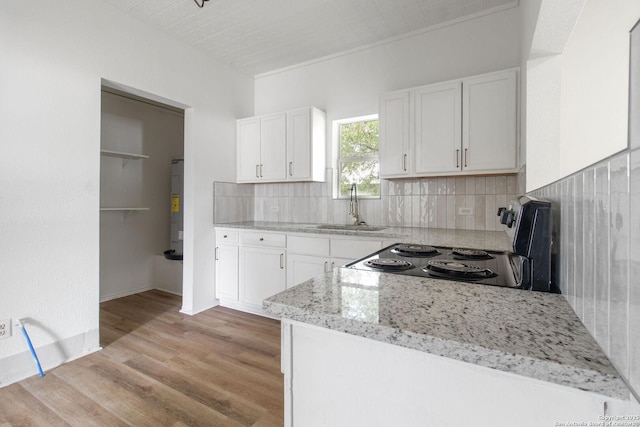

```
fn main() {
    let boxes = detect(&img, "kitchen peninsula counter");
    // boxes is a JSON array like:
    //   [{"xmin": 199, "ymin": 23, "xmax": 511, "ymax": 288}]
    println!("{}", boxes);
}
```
[{"xmin": 264, "ymin": 266, "xmax": 629, "ymax": 401}]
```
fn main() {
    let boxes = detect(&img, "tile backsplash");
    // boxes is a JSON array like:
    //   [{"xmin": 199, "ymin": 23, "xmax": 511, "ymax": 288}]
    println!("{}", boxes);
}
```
[
  {"xmin": 531, "ymin": 147, "xmax": 640, "ymax": 399},
  {"xmin": 214, "ymin": 171, "xmax": 520, "ymax": 230}
]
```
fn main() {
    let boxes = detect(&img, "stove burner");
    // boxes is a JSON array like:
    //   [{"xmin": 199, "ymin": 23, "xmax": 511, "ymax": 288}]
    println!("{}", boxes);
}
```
[
  {"xmin": 424, "ymin": 260, "xmax": 496, "ymax": 280},
  {"xmin": 451, "ymin": 248, "xmax": 494, "ymax": 260},
  {"xmin": 365, "ymin": 258, "xmax": 413, "ymax": 271},
  {"xmin": 390, "ymin": 244, "xmax": 439, "ymax": 257}
]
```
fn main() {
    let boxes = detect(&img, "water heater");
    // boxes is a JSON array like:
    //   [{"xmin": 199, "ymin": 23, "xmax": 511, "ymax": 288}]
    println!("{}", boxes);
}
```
[{"xmin": 165, "ymin": 158, "xmax": 184, "ymax": 260}]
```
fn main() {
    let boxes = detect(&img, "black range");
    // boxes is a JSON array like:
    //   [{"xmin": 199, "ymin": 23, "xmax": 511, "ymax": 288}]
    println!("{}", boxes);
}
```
[{"xmin": 346, "ymin": 195, "xmax": 557, "ymax": 293}]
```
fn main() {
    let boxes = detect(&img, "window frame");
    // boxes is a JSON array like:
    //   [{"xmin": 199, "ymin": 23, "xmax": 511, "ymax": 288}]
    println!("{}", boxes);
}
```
[{"xmin": 333, "ymin": 114, "xmax": 380, "ymax": 200}]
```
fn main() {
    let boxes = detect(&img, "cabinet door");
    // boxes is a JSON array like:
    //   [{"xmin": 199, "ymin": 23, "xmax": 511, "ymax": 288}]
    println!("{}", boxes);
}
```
[
  {"xmin": 379, "ymin": 91, "xmax": 410, "ymax": 177},
  {"xmin": 237, "ymin": 117, "xmax": 261, "ymax": 182},
  {"xmin": 462, "ymin": 70, "xmax": 517, "ymax": 172},
  {"xmin": 260, "ymin": 113, "xmax": 287, "ymax": 181},
  {"xmin": 287, "ymin": 108, "xmax": 312, "ymax": 180},
  {"xmin": 329, "ymin": 257, "xmax": 354, "ymax": 269},
  {"xmin": 414, "ymin": 81, "xmax": 462, "ymax": 175},
  {"xmin": 215, "ymin": 244, "xmax": 239, "ymax": 301},
  {"xmin": 240, "ymin": 246, "xmax": 286, "ymax": 306},
  {"xmin": 287, "ymin": 254, "xmax": 329, "ymax": 288}
]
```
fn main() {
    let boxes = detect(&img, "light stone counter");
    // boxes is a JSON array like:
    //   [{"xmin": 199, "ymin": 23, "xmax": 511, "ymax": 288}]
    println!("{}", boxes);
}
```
[
  {"xmin": 214, "ymin": 221, "xmax": 513, "ymax": 252},
  {"xmin": 218, "ymin": 221, "xmax": 628, "ymax": 399},
  {"xmin": 264, "ymin": 267, "xmax": 629, "ymax": 400}
]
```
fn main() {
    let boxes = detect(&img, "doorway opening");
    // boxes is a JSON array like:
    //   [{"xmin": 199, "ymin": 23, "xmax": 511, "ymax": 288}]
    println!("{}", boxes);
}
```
[{"xmin": 99, "ymin": 83, "xmax": 185, "ymax": 307}]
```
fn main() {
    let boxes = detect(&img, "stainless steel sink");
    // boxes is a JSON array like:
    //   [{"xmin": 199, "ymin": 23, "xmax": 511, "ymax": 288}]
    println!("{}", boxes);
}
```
[{"xmin": 316, "ymin": 224, "xmax": 386, "ymax": 232}]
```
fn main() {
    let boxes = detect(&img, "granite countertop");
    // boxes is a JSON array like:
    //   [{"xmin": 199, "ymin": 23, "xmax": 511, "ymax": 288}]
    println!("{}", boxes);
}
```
[
  {"xmin": 214, "ymin": 221, "xmax": 513, "ymax": 252},
  {"xmin": 264, "ymin": 268, "xmax": 629, "ymax": 400}
]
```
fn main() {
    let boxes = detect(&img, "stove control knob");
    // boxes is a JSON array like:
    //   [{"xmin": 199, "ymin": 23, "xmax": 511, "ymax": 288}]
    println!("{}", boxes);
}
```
[{"xmin": 505, "ymin": 211, "xmax": 515, "ymax": 228}]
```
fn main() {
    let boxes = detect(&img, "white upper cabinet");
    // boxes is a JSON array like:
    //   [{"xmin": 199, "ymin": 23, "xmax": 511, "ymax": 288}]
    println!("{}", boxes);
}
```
[
  {"xmin": 237, "ymin": 107, "xmax": 326, "ymax": 183},
  {"xmin": 259, "ymin": 113, "xmax": 287, "ymax": 181},
  {"xmin": 413, "ymin": 81, "xmax": 462, "ymax": 175},
  {"xmin": 286, "ymin": 107, "xmax": 326, "ymax": 181},
  {"xmin": 462, "ymin": 70, "xmax": 517, "ymax": 172},
  {"xmin": 236, "ymin": 117, "xmax": 262, "ymax": 182},
  {"xmin": 379, "ymin": 91, "xmax": 410, "ymax": 177},
  {"xmin": 379, "ymin": 69, "xmax": 518, "ymax": 178}
]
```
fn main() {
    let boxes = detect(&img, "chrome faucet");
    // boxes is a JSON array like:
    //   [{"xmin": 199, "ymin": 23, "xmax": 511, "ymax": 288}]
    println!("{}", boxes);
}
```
[{"xmin": 349, "ymin": 183, "xmax": 360, "ymax": 225}]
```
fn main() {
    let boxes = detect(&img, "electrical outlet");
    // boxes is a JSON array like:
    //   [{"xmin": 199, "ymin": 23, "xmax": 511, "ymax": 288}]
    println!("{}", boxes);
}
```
[
  {"xmin": 0, "ymin": 319, "xmax": 11, "ymax": 340},
  {"xmin": 270, "ymin": 206, "xmax": 279, "ymax": 212},
  {"xmin": 458, "ymin": 207, "xmax": 474, "ymax": 216}
]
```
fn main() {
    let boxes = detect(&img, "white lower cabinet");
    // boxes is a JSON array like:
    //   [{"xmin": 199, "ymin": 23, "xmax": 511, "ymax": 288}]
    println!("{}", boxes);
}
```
[
  {"xmin": 287, "ymin": 234, "xmax": 384, "ymax": 289},
  {"xmin": 215, "ymin": 244, "xmax": 239, "ymax": 301},
  {"xmin": 215, "ymin": 229, "xmax": 239, "ymax": 301},
  {"xmin": 239, "ymin": 246, "xmax": 286, "ymax": 307},
  {"xmin": 215, "ymin": 228, "xmax": 386, "ymax": 317},
  {"xmin": 287, "ymin": 235, "xmax": 331, "ymax": 288},
  {"xmin": 287, "ymin": 253, "xmax": 329, "ymax": 288}
]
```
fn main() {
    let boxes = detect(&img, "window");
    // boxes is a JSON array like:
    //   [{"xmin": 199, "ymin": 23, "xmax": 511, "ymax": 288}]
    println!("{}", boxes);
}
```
[{"xmin": 336, "ymin": 115, "xmax": 380, "ymax": 198}]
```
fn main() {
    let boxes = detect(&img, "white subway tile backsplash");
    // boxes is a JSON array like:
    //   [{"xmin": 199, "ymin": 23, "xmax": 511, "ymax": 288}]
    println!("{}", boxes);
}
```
[
  {"xmin": 465, "ymin": 177, "xmax": 475, "ymax": 195},
  {"xmin": 485, "ymin": 176, "xmax": 497, "ymax": 195},
  {"xmin": 474, "ymin": 195, "xmax": 486, "ymax": 231},
  {"xmin": 574, "ymin": 173, "xmax": 584, "ymax": 315},
  {"xmin": 485, "ymin": 195, "xmax": 497, "ymax": 231},
  {"xmin": 444, "ymin": 195, "xmax": 454, "ymax": 229},
  {"xmin": 214, "ymin": 174, "xmax": 519, "ymax": 231},
  {"xmin": 582, "ymin": 168, "xmax": 596, "ymax": 333},
  {"xmin": 609, "ymin": 153, "xmax": 629, "ymax": 377},
  {"xmin": 531, "ymin": 149, "xmax": 638, "ymax": 400},
  {"xmin": 594, "ymin": 163, "xmax": 610, "ymax": 353},
  {"xmin": 507, "ymin": 175, "xmax": 518, "ymax": 194},
  {"xmin": 629, "ymin": 149, "xmax": 640, "ymax": 393},
  {"xmin": 475, "ymin": 177, "xmax": 486, "ymax": 195},
  {"xmin": 495, "ymin": 175, "xmax": 507, "ymax": 194}
]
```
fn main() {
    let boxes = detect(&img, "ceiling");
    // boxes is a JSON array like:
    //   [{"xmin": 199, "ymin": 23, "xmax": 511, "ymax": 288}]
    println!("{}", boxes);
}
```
[{"xmin": 103, "ymin": 0, "xmax": 518, "ymax": 76}]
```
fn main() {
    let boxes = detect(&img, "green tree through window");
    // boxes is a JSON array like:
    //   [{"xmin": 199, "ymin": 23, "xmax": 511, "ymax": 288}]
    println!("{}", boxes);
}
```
[{"xmin": 338, "ymin": 118, "xmax": 380, "ymax": 198}]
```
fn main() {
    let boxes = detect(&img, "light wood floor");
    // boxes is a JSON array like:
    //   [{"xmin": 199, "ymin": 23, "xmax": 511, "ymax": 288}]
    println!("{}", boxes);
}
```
[{"xmin": 0, "ymin": 290, "xmax": 284, "ymax": 426}]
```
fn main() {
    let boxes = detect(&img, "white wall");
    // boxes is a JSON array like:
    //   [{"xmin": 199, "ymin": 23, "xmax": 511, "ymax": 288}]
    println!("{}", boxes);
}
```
[
  {"xmin": 100, "ymin": 92, "xmax": 184, "ymax": 301},
  {"xmin": 0, "ymin": 0, "xmax": 252, "ymax": 385},
  {"xmin": 526, "ymin": 0, "xmax": 640, "ymax": 191},
  {"xmin": 255, "ymin": 6, "xmax": 521, "ymax": 163}
]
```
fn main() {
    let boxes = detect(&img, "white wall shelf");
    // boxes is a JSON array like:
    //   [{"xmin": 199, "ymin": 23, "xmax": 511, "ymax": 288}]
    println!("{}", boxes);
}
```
[
  {"xmin": 100, "ymin": 149, "xmax": 149, "ymax": 160},
  {"xmin": 100, "ymin": 207, "xmax": 150, "ymax": 211}
]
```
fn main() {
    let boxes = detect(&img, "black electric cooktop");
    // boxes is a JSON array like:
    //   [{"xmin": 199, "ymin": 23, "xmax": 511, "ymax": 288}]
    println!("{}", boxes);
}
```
[{"xmin": 346, "ymin": 243, "xmax": 523, "ymax": 289}]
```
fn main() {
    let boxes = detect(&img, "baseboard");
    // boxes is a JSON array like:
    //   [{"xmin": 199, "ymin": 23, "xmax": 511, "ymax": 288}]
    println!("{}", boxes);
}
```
[
  {"xmin": 0, "ymin": 328, "xmax": 100, "ymax": 388},
  {"xmin": 100, "ymin": 286, "xmax": 154, "ymax": 303}
]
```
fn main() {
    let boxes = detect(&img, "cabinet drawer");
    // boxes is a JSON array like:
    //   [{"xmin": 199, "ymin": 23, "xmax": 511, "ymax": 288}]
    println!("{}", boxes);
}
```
[
  {"xmin": 241, "ymin": 231, "xmax": 286, "ymax": 248},
  {"xmin": 216, "ymin": 229, "xmax": 239, "ymax": 244},
  {"xmin": 288, "ymin": 235, "xmax": 330, "ymax": 257},
  {"xmin": 331, "ymin": 239, "xmax": 382, "ymax": 261}
]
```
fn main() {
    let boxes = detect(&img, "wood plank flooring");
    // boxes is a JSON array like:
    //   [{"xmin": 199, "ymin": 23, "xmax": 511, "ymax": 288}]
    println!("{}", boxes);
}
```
[{"xmin": 0, "ymin": 290, "xmax": 284, "ymax": 426}]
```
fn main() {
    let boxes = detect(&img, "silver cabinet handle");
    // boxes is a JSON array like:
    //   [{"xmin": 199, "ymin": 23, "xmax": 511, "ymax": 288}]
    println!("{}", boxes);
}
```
[
  {"xmin": 215, "ymin": 247, "xmax": 219, "ymax": 260},
  {"xmin": 324, "ymin": 261, "xmax": 328, "ymax": 272},
  {"xmin": 464, "ymin": 148, "xmax": 468, "ymax": 168},
  {"xmin": 456, "ymin": 149, "xmax": 460, "ymax": 168},
  {"xmin": 403, "ymin": 154, "xmax": 407, "ymax": 171},
  {"xmin": 289, "ymin": 161, "xmax": 293, "ymax": 176},
  {"xmin": 256, "ymin": 164, "xmax": 260, "ymax": 178},
  {"xmin": 331, "ymin": 261, "xmax": 335, "ymax": 269},
  {"xmin": 280, "ymin": 253, "xmax": 284, "ymax": 269},
  {"xmin": 260, "ymin": 164, "xmax": 263, "ymax": 177}
]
